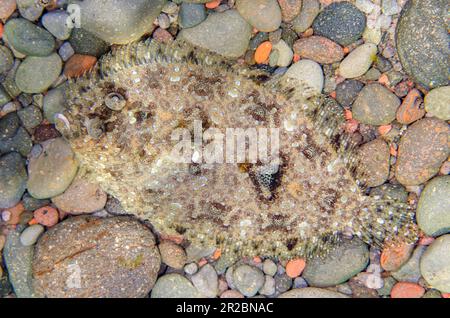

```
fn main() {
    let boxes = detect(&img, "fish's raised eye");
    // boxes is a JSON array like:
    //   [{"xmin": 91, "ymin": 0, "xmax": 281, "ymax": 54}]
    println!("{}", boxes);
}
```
[{"xmin": 105, "ymin": 93, "xmax": 126, "ymax": 111}]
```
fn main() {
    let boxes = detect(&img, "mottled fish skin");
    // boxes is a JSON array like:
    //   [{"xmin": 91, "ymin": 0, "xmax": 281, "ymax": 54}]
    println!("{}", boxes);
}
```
[{"xmin": 61, "ymin": 40, "xmax": 418, "ymax": 259}]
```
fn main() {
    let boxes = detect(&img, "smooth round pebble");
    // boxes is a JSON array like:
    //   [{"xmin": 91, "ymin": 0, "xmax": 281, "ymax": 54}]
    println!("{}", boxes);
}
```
[
  {"xmin": 233, "ymin": 264, "xmax": 265, "ymax": 297},
  {"xmin": 151, "ymin": 273, "xmax": 201, "ymax": 298},
  {"xmin": 293, "ymin": 36, "xmax": 344, "ymax": 64},
  {"xmin": 420, "ymin": 235, "xmax": 450, "ymax": 293},
  {"xmin": 179, "ymin": 3, "xmax": 206, "ymax": 28},
  {"xmin": 395, "ymin": 118, "xmax": 449, "ymax": 186},
  {"xmin": 352, "ymin": 83, "xmax": 400, "ymax": 125},
  {"xmin": 416, "ymin": 176, "xmax": 450, "ymax": 237},
  {"xmin": 15, "ymin": 54, "xmax": 62, "ymax": 94},
  {"xmin": 262, "ymin": 259, "xmax": 277, "ymax": 276},
  {"xmin": 292, "ymin": 0, "xmax": 320, "ymax": 34},
  {"xmin": 27, "ymin": 138, "xmax": 79, "ymax": 199},
  {"xmin": 312, "ymin": 2, "xmax": 366, "ymax": 46},
  {"xmin": 158, "ymin": 240, "xmax": 187, "ymax": 270},
  {"xmin": 0, "ymin": 152, "xmax": 27, "ymax": 209},
  {"xmin": 236, "ymin": 0, "xmax": 282, "ymax": 32},
  {"xmin": 42, "ymin": 10, "xmax": 72, "ymax": 41},
  {"xmin": 302, "ymin": 238, "xmax": 369, "ymax": 287},
  {"xmin": 0, "ymin": 46, "xmax": 14, "ymax": 75},
  {"xmin": 191, "ymin": 264, "xmax": 219, "ymax": 298},
  {"xmin": 284, "ymin": 59, "xmax": 324, "ymax": 94},
  {"xmin": 424, "ymin": 86, "xmax": 450, "ymax": 120},
  {"xmin": 357, "ymin": 138, "xmax": 390, "ymax": 187},
  {"xmin": 19, "ymin": 224, "xmax": 44, "ymax": 246},
  {"xmin": 339, "ymin": 43, "xmax": 377, "ymax": 79}
]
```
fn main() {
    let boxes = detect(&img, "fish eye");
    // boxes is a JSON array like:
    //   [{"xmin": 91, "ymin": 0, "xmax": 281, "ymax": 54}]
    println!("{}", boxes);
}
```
[{"xmin": 105, "ymin": 92, "xmax": 126, "ymax": 111}]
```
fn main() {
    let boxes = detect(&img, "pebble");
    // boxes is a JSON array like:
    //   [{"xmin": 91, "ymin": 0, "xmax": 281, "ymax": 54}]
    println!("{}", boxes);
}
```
[
  {"xmin": 259, "ymin": 275, "xmax": 276, "ymax": 296},
  {"xmin": 370, "ymin": 183, "xmax": 408, "ymax": 203},
  {"xmin": 3, "ymin": 18, "xmax": 55, "ymax": 57},
  {"xmin": 423, "ymin": 289, "xmax": 442, "ymax": 299},
  {"xmin": 352, "ymin": 83, "xmax": 400, "ymax": 125},
  {"xmin": 420, "ymin": 235, "xmax": 450, "ymax": 293},
  {"xmin": 285, "ymin": 258, "xmax": 306, "ymax": 278},
  {"xmin": 377, "ymin": 276, "xmax": 397, "ymax": 296},
  {"xmin": 233, "ymin": 264, "xmax": 265, "ymax": 297},
  {"xmin": 278, "ymin": 0, "xmax": 302, "ymax": 22},
  {"xmin": 58, "ymin": 42, "xmax": 75, "ymax": 62},
  {"xmin": 179, "ymin": 9, "xmax": 252, "ymax": 58},
  {"xmin": 424, "ymin": 86, "xmax": 450, "ymax": 120},
  {"xmin": 0, "ymin": 152, "xmax": 27, "ymax": 209},
  {"xmin": 279, "ymin": 287, "xmax": 348, "ymax": 298},
  {"xmin": 416, "ymin": 176, "xmax": 450, "ymax": 237},
  {"xmin": 27, "ymin": 138, "xmax": 79, "ymax": 199},
  {"xmin": 236, "ymin": 0, "xmax": 282, "ymax": 32},
  {"xmin": 69, "ymin": 28, "xmax": 110, "ymax": 58},
  {"xmin": 284, "ymin": 59, "xmax": 324, "ymax": 94},
  {"xmin": 0, "ymin": 46, "xmax": 14, "ymax": 75},
  {"xmin": 293, "ymin": 36, "xmax": 344, "ymax": 64},
  {"xmin": 3, "ymin": 228, "xmax": 37, "ymax": 297},
  {"xmin": 41, "ymin": 10, "xmax": 71, "ymax": 41},
  {"xmin": 262, "ymin": 259, "xmax": 277, "ymax": 276},
  {"xmin": 338, "ymin": 43, "xmax": 377, "ymax": 79},
  {"xmin": 0, "ymin": 124, "xmax": 33, "ymax": 157},
  {"xmin": 34, "ymin": 216, "xmax": 161, "ymax": 297},
  {"xmin": 392, "ymin": 245, "xmax": 426, "ymax": 283},
  {"xmin": 274, "ymin": 273, "xmax": 292, "ymax": 294},
  {"xmin": 191, "ymin": 263, "xmax": 219, "ymax": 298},
  {"xmin": 0, "ymin": 0, "xmax": 16, "ymax": 20},
  {"xmin": 185, "ymin": 244, "xmax": 216, "ymax": 263},
  {"xmin": 335, "ymin": 79, "xmax": 364, "ymax": 107},
  {"xmin": 43, "ymin": 85, "xmax": 67, "ymax": 124},
  {"xmin": 0, "ymin": 86, "xmax": 11, "ymax": 107},
  {"xmin": 179, "ymin": 2, "xmax": 206, "ymax": 28},
  {"xmin": 255, "ymin": 41, "xmax": 272, "ymax": 64},
  {"xmin": 271, "ymin": 39, "xmax": 293, "ymax": 67},
  {"xmin": 17, "ymin": 105, "xmax": 42, "ymax": 131},
  {"xmin": 151, "ymin": 273, "xmax": 201, "ymax": 298},
  {"xmin": 292, "ymin": 0, "xmax": 320, "ymax": 34},
  {"xmin": 158, "ymin": 240, "xmax": 187, "ymax": 269},
  {"xmin": 15, "ymin": 53, "xmax": 62, "ymax": 94},
  {"xmin": 357, "ymin": 138, "xmax": 390, "ymax": 187},
  {"xmin": 16, "ymin": 0, "xmax": 44, "ymax": 21},
  {"xmin": 19, "ymin": 224, "xmax": 45, "ymax": 246},
  {"xmin": 51, "ymin": 175, "xmax": 107, "ymax": 215},
  {"xmin": 396, "ymin": 0, "xmax": 449, "ymax": 89},
  {"xmin": 380, "ymin": 242, "xmax": 414, "ymax": 272},
  {"xmin": 33, "ymin": 206, "xmax": 59, "ymax": 227},
  {"xmin": 184, "ymin": 262, "xmax": 198, "ymax": 275},
  {"xmin": 396, "ymin": 89, "xmax": 425, "ymax": 125},
  {"xmin": 391, "ymin": 282, "xmax": 425, "ymax": 298},
  {"xmin": 63, "ymin": 54, "xmax": 97, "ymax": 78},
  {"xmin": 73, "ymin": 0, "xmax": 166, "ymax": 44},
  {"xmin": 220, "ymin": 290, "xmax": 244, "ymax": 298},
  {"xmin": 302, "ymin": 238, "xmax": 369, "ymax": 287},
  {"xmin": 395, "ymin": 118, "xmax": 449, "ymax": 186},
  {"xmin": 312, "ymin": 2, "xmax": 366, "ymax": 46}
]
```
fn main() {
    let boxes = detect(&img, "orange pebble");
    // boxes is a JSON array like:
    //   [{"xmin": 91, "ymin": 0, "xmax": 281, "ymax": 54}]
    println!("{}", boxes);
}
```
[
  {"xmin": 34, "ymin": 206, "xmax": 59, "ymax": 227},
  {"xmin": 212, "ymin": 248, "xmax": 222, "ymax": 260},
  {"xmin": 389, "ymin": 144, "xmax": 397, "ymax": 157},
  {"xmin": 160, "ymin": 233, "xmax": 184, "ymax": 245},
  {"xmin": 344, "ymin": 109, "xmax": 353, "ymax": 120},
  {"xmin": 205, "ymin": 0, "xmax": 221, "ymax": 9},
  {"xmin": 391, "ymin": 282, "xmax": 425, "ymax": 298},
  {"xmin": 254, "ymin": 41, "xmax": 272, "ymax": 64},
  {"xmin": 302, "ymin": 28, "xmax": 313, "ymax": 37},
  {"xmin": 28, "ymin": 218, "xmax": 39, "ymax": 225},
  {"xmin": 343, "ymin": 47, "xmax": 350, "ymax": 54},
  {"xmin": 329, "ymin": 91, "xmax": 337, "ymax": 99},
  {"xmin": 378, "ymin": 124, "xmax": 392, "ymax": 135},
  {"xmin": 0, "ymin": 23, "xmax": 3, "ymax": 39},
  {"xmin": 286, "ymin": 258, "xmax": 306, "ymax": 278},
  {"xmin": 64, "ymin": 54, "xmax": 97, "ymax": 78},
  {"xmin": 378, "ymin": 73, "xmax": 390, "ymax": 86},
  {"xmin": 253, "ymin": 256, "xmax": 262, "ymax": 264},
  {"xmin": 396, "ymin": 89, "xmax": 425, "ymax": 125},
  {"xmin": 442, "ymin": 293, "xmax": 450, "ymax": 298},
  {"xmin": 293, "ymin": 53, "xmax": 301, "ymax": 63},
  {"xmin": 381, "ymin": 242, "xmax": 413, "ymax": 271},
  {"xmin": 418, "ymin": 235, "xmax": 434, "ymax": 246},
  {"xmin": 198, "ymin": 258, "xmax": 208, "ymax": 267}
]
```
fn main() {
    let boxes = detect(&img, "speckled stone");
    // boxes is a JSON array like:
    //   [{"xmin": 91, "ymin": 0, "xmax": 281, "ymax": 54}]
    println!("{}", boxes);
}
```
[
  {"xmin": 357, "ymin": 138, "xmax": 390, "ymax": 187},
  {"xmin": 0, "ymin": 152, "xmax": 27, "ymax": 209},
  {"xmin": 420, "ymin": 235, "xmax": 450, "ymax": 293},
  {"xmin": 396, "ymin": 0, "xmax": 449, "ymax": 89},
  {"xmin": 33, "ymin": 216, "xmax": 161, "ymax": 298},
  {"xmin": 395, "ymin": 118, "xmax": 449, "ymax": 186},
  {"xmin": 151, "ymin": 273, "xmax": 201, "ymax": 298},
  {"xmin": 302, "ymin": 238, "xmax": 369, "ymax": 287},
  {"xmin": 236, "ymin": 0, "xmax": 282, "ymax": 32}
]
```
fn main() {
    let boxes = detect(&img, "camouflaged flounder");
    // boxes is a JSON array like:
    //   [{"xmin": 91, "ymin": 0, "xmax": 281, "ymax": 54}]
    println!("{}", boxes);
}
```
[{"xmin": 58, "ymin": 39, "xmax": 418, "ymax": 259}]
